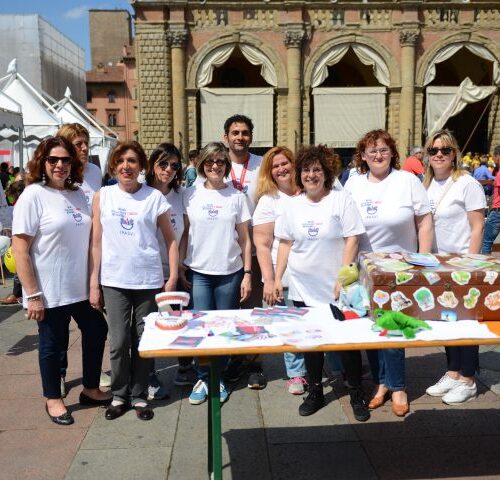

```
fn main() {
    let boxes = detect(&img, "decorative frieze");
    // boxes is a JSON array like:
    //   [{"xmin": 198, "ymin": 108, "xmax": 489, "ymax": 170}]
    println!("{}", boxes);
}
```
[
  {"xmin": 191, "ymin": 9, "xmax": 227, "ymax": 29},
  {"xmin": 242, "ymin": 9, "xmax": 278, "ymax": 29},
  {"xmin": 474, "ymin": 9, "xmax": 500, "ymax": 27},
  {"xmin": 424, "ymin": 9, "xmax": 459, "ymax": 27},
  {"xmin": 308, "ymin": 9, "xmax": 344, "ymax": 29},
  {"xmin": 360, "ymin": 9, "xmax": 392, "ymax": 29}
]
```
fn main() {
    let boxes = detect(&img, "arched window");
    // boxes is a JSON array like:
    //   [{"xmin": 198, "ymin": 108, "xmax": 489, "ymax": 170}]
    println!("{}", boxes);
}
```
[{"xmin": 107, "ymin": 90, "xmax": 116, "ymax": 103}]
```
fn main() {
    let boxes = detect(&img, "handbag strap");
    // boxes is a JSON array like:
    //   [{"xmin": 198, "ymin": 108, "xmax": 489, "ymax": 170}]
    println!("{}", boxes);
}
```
[{"xmin": 431, "ymin": 177, "xmax": 454, "ymax": 216}]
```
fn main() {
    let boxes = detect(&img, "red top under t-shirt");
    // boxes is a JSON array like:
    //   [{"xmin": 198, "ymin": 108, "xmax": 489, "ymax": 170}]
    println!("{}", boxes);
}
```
[{"xmin": 402, "ymin": 155, "xmax": 425, "ymax": 176}]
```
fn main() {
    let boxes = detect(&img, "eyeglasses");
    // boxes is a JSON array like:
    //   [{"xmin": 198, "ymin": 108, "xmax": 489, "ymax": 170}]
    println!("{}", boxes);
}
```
[
  {"xmin": 157, "ymin": 160, "xmax": 181, "ymax": 171},
  {"xmin": 365, "ymin": 148, "xmax": 391, "ymax": 158},
  {"xmin": 46, "ymin": 156, "xmax": 72, "ymax": 166},
  {"xmin": 204, "ymin": 159, "xmax": 226, "ymax": 167},
  {"xmin": 427, "ymin": 147, "xmax": 454, "ymax": 156}
]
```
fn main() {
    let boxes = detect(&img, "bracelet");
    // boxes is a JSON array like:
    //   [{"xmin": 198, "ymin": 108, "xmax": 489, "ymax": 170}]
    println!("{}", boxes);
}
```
[
  {"xmin": 244, "ymin": 270, "xmax": 252, "ymax": 275},
  {"xmin": 26, "ymin": 291, "xmax": 43, "ymax": 300}
]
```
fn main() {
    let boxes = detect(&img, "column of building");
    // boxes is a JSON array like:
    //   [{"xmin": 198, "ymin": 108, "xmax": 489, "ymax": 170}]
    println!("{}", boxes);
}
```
[
  {"xmin": 284, "ymin": 28, "xmax": 305, "ymax": 152},
  {"xmin": 168, "ymin": 28, "xmax": 188, "ymax": 156},
  {"xmin": 135, "ymin": 21, "xmax": 171, "ymax": 153},
  {"xmin": 398, "ymin": 29, "xmax": 419, "ymax": 156}
]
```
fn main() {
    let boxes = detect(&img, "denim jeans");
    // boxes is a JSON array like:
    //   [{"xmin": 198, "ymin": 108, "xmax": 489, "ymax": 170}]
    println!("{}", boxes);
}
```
[
  {"xmin": 188, "ymin": 269, "xmax": 243, "ymax": 382},
  {"xmin": 38, "ymin": 300, "xmax": 107, "ymax": 399},
  {"xmin": 102, "ymin": 286, "xmax": 159, "ymax": 405},
  {"xmin": 482, "ymin": 209, "xmax": 500, "ymax": 254},
  {"xmin": 367, "ymin": 348, "xmax": 406, "ymax": 391}
]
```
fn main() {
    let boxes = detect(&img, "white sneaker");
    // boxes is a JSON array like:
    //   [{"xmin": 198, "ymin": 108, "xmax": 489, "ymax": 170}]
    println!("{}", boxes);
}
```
[
  {"xmin": 442, "ymin": 382, "xmax": 477, "ymax": 405},
  {"xmin": 426, "ymin": 374, "xmax": 463, "ymax": 397}
]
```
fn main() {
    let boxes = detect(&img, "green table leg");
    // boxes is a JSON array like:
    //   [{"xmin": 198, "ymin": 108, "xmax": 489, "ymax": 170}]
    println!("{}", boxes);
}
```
[{"xmin": 208, "ymin": 357, "xmax": 222, "ymax": 480}]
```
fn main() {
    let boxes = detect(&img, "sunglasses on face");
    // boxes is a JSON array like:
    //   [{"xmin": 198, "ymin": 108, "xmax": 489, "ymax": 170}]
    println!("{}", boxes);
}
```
[
  {"xmin": 157, "ymin": 159, "xmax": 181, "ymax": 171},
  {"xmin": 46, "ymin": 156, "xmax": 72, "ymax": 166},
  {"xmin": 204, "ymin": 159, "xmax": 226, "ymax": 167},
  {"xmin": 427, "ymin": 147, "xmax": 454, "ymax": 156}
]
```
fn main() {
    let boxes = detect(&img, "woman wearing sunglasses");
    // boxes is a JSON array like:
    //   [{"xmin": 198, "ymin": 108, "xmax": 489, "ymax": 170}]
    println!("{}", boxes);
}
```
[
  {"xmin": 12, "ymin": 136, "xmax": 110, "ymax": 425},
  {"xmin": 344, "ymin": 129, "xmax": 433, "ymax": 417},
  {"xmin": 90, "ymin": 141, "xmax": 179, "ymax": 421},
  {"xmin": 423, "ymin": 129, "xmax": 485, "ymax": 405},
  {"xmin": 145, "ymin": 143, "xmax": 195, "ymax": 395},
  {"xmin": 179, "ymin": 142, "xmax": 252, "ymax": 405}
]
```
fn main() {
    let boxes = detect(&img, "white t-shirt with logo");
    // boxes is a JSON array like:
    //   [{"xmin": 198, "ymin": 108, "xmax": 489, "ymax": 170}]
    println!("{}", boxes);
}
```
[
  {"xmin": 344, "ymin": 169, "xmax": 431, "ymax": 253},
  {"xmin": 253, "ymin": 191, "xmax": 292, "ymax": 286},
  {"xmin": 81, "ymin": 162, "xmax": 102, "ymax": 208},
  {"xmin": 227, "ymin": 153, "xmax": 262, "ymax": 215},
  {"xmin": 183, "ymin": 184, "xmax": 251, "ymax": 275},
  {"xmin": 427, "ymin": 174, "xmax": 486, "ymax": 254},
  {"xmin": 100, "ymin": 183, "xmax": 170, "ymax": 289},
  {"xmin": 156, "ymin": 187, "xmax": 185, "ymax": 279},
  {"xmin": 275, "ymin": 190, "xmax": 365, "ymax": 306},
  {"xmin": 13, "ymin": 183, "xmax": 91, "ymax": 308}
]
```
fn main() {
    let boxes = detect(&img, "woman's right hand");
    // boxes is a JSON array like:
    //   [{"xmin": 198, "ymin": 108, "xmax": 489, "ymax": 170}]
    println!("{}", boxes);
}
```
[
  {"xmin": 27, "ymin": 297, "xmax": 45, "ymax": 321},
  {"xmin": 89, "ymin": 285, "xmax": 103, "ymax": 311},
  {"xmin": 179, "ymin": 264, "xmax": 192, "ymax": 291},
  {"xmin": 273, "ymin": 278, "xmax": 284, "ymax": 304},
  {"xmin": 263, "ymin": 279, "xmax": 276, "ymax": 306}
]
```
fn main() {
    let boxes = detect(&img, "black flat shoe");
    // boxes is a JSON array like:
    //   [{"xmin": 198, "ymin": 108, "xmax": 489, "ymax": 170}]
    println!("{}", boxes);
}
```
[
  {"xmin": 79, "ymin": 392, "xmax": 112, "ymax": 407},
  {"xmin": 45, "ymin": 404, "xmax": 74, "ymax": 426},
  {"xmin": 105, "ymin": 403, "xmax": 128, "ymax": 420},
  {"xmin": 134, "ymin": 405, "xmax": 154, "ymax": 421}
]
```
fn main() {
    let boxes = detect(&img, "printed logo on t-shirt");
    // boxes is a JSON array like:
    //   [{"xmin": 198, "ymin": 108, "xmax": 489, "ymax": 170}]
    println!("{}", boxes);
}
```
[
  {"xmin": 112, "ymin": 208, "xmax": 137, "ymax": 236},
  {"xmin": 202, "ymin": 203, "xmax": 222, "ymax": 220},
  {"xmin": 171, "ymin": 216, "xmax": 177, "ymax": 230},
  {"xmin": 302, "ymin": 220, "xmax": 321, "ymax": 241},
  {"xmin": 65, "ymin": 204, "xmax": 84, "ymax": 226},
  {"xmin": 360, "ymin": 199, "xmax": 380, "ymax": 218},
  {"xmin": 82, "ymin": 188, "xmax": 92, "ymax": 206}
]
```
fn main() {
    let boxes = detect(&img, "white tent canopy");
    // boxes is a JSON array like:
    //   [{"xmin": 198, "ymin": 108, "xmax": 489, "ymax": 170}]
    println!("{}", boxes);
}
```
[
  {"xmin": 426, "ymin": 77, "xmax": 497, "ymax": 134},
  {"xmin": 313, "ymin": 87, "xmax": 386, "ymax": 147}
]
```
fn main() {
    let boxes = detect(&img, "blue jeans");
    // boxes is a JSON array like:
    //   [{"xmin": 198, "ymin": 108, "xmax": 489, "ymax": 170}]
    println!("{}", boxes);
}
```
[
  {"xmin": 482, "ymin": 209, "xmax": 500, "ymax": 254},
  {"xmin": 188, "ymin": 269, "xmax": 243, "ymax": 382},
  {"xmin": 367, "ymin": 348, "xmax": 406, "ymax": 391},
  {"xmin": 38, "ymin": 300, "xmax": 108, "ymax": 399}
]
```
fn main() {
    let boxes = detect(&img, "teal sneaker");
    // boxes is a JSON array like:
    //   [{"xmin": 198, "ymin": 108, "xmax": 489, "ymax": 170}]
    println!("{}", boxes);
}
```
[
  {"xmin": 220, "ymin": 382, "xmax": 229, "ymax": 403},
  {"xmin": 189, "ymin": 380, "xmax": 208, "ymax": 405}
]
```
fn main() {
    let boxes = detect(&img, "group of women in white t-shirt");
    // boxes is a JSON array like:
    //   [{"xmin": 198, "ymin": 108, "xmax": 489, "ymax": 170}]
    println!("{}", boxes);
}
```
[{"xmin": 13, "ymin": 127, "xmax": 485, "ymax": 426}]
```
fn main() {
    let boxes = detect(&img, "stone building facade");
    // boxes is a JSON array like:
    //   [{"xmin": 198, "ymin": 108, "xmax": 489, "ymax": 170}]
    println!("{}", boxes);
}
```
[{"xmin": 131, "ymin": 1, "xmax": 500, "ymax": 158}]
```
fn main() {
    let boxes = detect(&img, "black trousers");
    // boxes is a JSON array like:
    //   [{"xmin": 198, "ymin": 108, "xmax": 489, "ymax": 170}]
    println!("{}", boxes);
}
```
[{"xmin": 293, "ymin": 301, "xmax": 362, "ymax": 388}]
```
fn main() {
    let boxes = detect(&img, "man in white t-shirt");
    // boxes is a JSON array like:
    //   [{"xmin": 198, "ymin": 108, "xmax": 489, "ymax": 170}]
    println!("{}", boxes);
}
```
[
  {"xmin": 222, "ymin": 114, "xmax": 266, "ymax": 389},
  {"xmin": 56, "ymin": 123, "xmax": 108, "ymax": 393}
]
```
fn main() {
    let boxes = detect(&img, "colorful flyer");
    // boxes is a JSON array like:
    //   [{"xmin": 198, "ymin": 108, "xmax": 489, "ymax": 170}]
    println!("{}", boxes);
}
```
[
  {"xmin": 440, "ymin": 310, "xmax": 457, "ymax": 322},
  {"xmin": 447, "ymin": 257, "xmax": 495, "ymax": 269},
  {"xmin": 484, "ymin": 271, "xmax": 499, "ymax": 285},
  {"xmin": 451, "ymin": 271, "xmax": 471, "ymax": 285},
  {"xmin": 485, "ymin": 291, "xmax": 500, "ymax": 311},
  {"xmin": 437, "ymin": 291, "xmax": 459, "ymax": 309},
  {"xmin": 373, "ymin": 290, "xmax": 390, "ymax": 308},
  {"xmin": 170, "ymin": 336, "xmax": 204, "ymax": 348},
  {"xmin": 422, "ymin": 271, "xmax": 441, "ymax": 285},
  {"xmin": 413, "ymin": 287, "xmax": 435, "ymax": 311},
  {"xmin": 403, "ymin": 252, "xmax": 440, "ymax": 267},
  {"xmin": 390, "ymin": 291, "xmax": 413, "ymax": 311},
  {"xmin": 374, "ymin": 259, "xmax": 413, "ymax": 272},
  {"xmin": 463, "ymin": 288, "xmax": 480, "ymax": 309},
  {"xmin": 395, "ymin": 272, "xmax": 414, "ymax": 285}
]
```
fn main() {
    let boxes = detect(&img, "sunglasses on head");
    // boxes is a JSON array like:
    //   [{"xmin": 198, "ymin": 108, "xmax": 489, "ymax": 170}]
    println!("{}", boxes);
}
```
[
  {"xmin": 205, "ymin": 159, "xmax": 226, "ymax": 167},
  {"xmin": 427, "ymin": 147, "xmax": 454, "ymax": 156},
  {"xmin": 46, "ymin": 156, "xmax": 72, "ymax": 166},
  {"xmin": 157, "ymin": 159, "xmax": 181, "ymax": 171}
]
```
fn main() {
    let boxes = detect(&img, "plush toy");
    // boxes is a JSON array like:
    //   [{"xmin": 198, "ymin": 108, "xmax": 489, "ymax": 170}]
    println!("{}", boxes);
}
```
[
  {"xmin": 337, "ymin": 263, "xmax": 370, "ymax": 319},
  {"xmin": 372, "ymin": 309, "xmax": 432, "ymax": 339}
]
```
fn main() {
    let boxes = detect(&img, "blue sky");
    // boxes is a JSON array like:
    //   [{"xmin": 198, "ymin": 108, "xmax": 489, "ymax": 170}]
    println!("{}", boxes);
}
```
[{"xmin": 0, "ymin": 1, "xmax": 134, "ymax": 69}]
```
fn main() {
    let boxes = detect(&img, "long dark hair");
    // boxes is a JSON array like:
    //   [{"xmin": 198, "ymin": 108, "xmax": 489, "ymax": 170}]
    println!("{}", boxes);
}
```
[{"xmin": 145, "ymin": 143, "xmax": 183, "ymax": 191}]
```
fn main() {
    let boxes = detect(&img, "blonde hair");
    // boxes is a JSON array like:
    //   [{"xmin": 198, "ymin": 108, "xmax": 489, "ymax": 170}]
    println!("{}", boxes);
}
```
[
  {"xmin": 255, "ymin": 146, "xmax": 296, "ymax": 202},
  {"xmin": 423, "ymin": 129, "xmax": 466, "ymax": 188}
]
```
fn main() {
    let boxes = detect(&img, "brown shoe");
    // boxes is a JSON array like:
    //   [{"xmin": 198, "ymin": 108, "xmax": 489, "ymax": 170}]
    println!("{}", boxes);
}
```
[
  {"xmin": 368, "ymin": 392, "xmax": 389, "ymax": 410},
  {"xmin": 0, "ymin": 294, "xmax": 21, "ymax": 305},
  {"xmin": 391, "ymin": 393, "xmax": 410, "ymax": 417}
]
